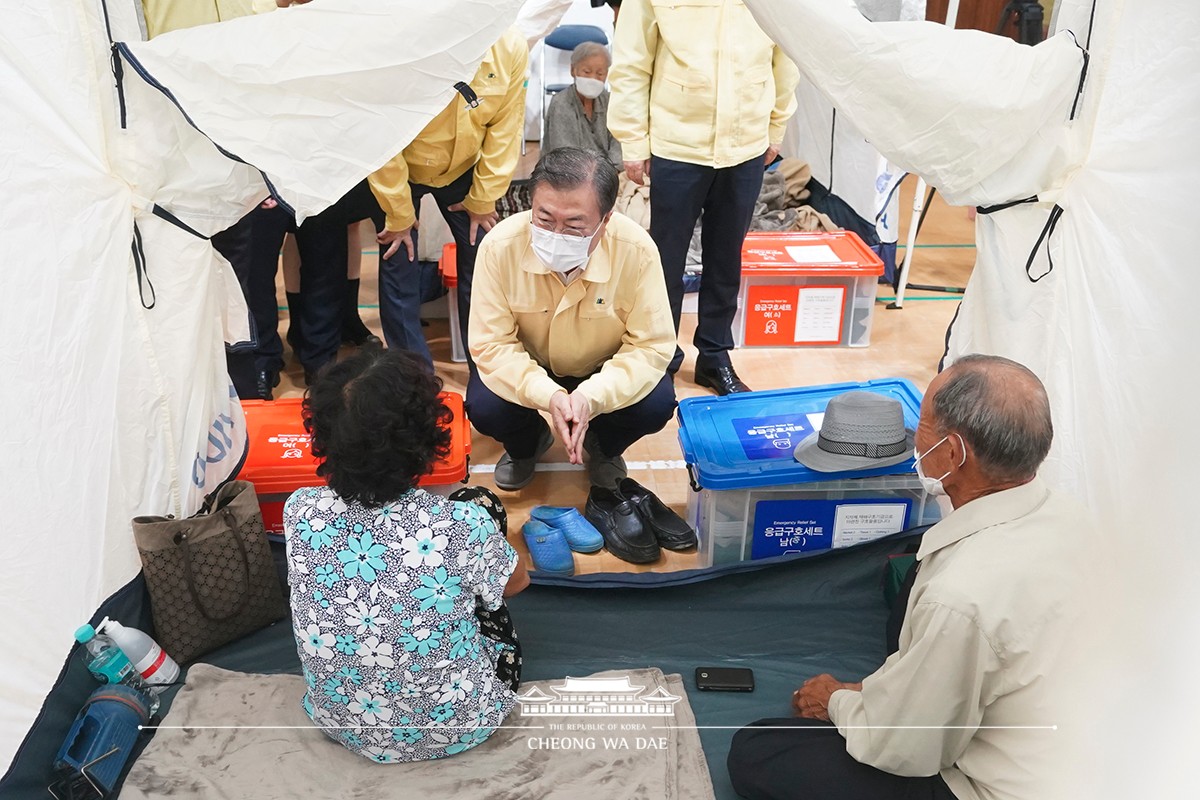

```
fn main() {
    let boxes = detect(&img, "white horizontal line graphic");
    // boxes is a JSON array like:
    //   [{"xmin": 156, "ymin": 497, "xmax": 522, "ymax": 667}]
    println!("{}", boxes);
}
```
[{"xmin": 470, "ymin": 460, "xmax": 687, "ymax": 474}]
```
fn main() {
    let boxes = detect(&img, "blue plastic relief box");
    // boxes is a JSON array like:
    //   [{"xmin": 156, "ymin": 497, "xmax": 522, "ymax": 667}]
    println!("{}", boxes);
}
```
[{"xmin": 677, "ymin": 378, "xmax": 941, "ymax": 566}]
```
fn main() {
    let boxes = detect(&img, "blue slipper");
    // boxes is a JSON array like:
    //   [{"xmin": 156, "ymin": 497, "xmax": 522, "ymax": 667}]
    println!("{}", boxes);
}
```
[
  {"xmin": 521, "ymin": 520, "xmax": 575, "ymax": 576},
  {"xmin": 530, "ymin": 506, "xmax": 605, "ymax": 553}
]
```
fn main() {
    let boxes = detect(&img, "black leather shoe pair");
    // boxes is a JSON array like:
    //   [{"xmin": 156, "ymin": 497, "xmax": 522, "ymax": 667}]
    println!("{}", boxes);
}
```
[
  {"xmin": 618, "ymin": 478, "xmax": 697, "ymax": 552},
  {"xmin": 584, "ymin": 480, "xmax": 698, "ymax": 563},
  {"xmin": 585, "ymin": 487, "xmax": 661, "ymax": 564},
  {"xmin": 694, "ymin": 359, "xmax": 751, "ymax": 396}
]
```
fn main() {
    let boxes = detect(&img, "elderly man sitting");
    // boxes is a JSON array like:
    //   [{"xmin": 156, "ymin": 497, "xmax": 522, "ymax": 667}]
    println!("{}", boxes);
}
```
[
  {"xmin": 728, "ymin": 354, "xmax": 1091, "ymax": 800},
  {"xmin": 467, "ymin": 147, "xmax": 676, "ymax": 491}
]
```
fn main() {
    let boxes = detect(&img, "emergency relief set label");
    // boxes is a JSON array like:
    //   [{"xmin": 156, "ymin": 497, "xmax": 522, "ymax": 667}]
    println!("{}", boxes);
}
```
[{"xmin": 751, "ymin": 498, "xmax": 912, "ymax": 558}]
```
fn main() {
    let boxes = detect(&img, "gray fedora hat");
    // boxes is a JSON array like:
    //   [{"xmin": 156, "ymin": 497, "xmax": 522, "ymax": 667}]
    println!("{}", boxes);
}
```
[{"xmin": 793, "ymin": 391, "xmax": 915, "ymax": 472}]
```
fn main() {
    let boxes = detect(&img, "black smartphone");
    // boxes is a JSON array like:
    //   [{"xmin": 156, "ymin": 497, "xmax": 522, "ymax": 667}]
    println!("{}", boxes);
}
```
[{"xmin": 695, "ymin": 667, "xmax": 755, "ymax": 692}]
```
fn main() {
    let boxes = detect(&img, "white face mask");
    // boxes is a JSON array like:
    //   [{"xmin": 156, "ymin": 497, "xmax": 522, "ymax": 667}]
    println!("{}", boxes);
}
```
[
  {"xmin": 530, "ymin": 224, "xmax": 597, "ymax": 273},
  {"xmin": 574, "ymin": 76, "xmax": 606, "ymax": 99},
  {"xmin": 913, "ymin": 434, "xmax": 965, "ymax": 497}
]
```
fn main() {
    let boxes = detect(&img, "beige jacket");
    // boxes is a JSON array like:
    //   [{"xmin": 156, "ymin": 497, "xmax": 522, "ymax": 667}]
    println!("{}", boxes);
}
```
[
  {"xmin": 829, "ymin": 478, "xmax": 1094, "ymax": 800},
  {"xmin": 469, "ymin": 211, "xmax": 675, "ymax": 415},
  {"xmin": 607, "ymin": 0, "xmax": 799, "ymax": 167},
  {"xmin": 141, "ymin": 0, "xmax": 254, "ymax": 37},
  {"xmin": 368, "ymin": 27, "xmax": 528, "ymax": 231}
]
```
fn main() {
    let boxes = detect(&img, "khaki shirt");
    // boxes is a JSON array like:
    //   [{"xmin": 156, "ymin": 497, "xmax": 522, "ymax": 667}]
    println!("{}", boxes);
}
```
[
  {"xmin": 368, "ymin": 27, "xmax": 528, "ymax": 231},
  {"xmin": 140, "ymin": 0, "xmax": 255, "ymax": 37},
  {"xmin": 469, "ymin": 211, "xmax": 675, "ymax": 416},
  {"xmin": 607, "ymin": 0, "xmax": 799, "ymax": 167},
  {"xmin": 829, "ymin": 478, "xmax": 1092, "ymax": 800}
]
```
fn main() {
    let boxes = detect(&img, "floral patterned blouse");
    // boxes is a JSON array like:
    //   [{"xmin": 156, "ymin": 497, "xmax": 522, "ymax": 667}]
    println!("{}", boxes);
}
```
[{"xmin": 283, "ymin": 486, "xmax": 518, "ymax": 763}]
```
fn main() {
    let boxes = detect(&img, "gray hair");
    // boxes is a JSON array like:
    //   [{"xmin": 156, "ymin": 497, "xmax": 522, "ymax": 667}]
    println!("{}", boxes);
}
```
[
  {"xmin": 932, "ymin": 354, "xmax": 1054, "ymax": 481},
  {"xmin": 530, "ymin": 147, "xmax": 619, "ymax": 216},
  {"xmin": 570, "ymin": 42, "xmax": 611, "ymax": 70}
]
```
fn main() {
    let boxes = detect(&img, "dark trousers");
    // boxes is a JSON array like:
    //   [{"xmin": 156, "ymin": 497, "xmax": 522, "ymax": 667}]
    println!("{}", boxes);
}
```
[
  {"xmin": 727, "ymin": 718, "xmax": 957, "ymax": 800},
  {"xmin": 649, "ymin": 154, "xmax": 764, "ymax": 371},
  {"xmin": 465, "ymin": 371, "xmax": 677, "ymax": 459},
  {"xmin": 216, "ymin": 182, "xmax": 383, "ymax": 392},
  {"xmin": 213, "ymin": 211, "xmax": 280, "ymax": 398},
  {"xmin": 377, "ymin": 167, "xmax": 480, "ymax": 367},
  {"xmin": 727, "ymin": 558, "xmax": 950, "ymax": 800}
]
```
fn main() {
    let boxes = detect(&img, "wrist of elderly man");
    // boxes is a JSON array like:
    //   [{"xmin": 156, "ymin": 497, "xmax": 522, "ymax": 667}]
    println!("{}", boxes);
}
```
[{"xmin": 793, "ymin": 674, "xmax": 863, "ymax": 720}]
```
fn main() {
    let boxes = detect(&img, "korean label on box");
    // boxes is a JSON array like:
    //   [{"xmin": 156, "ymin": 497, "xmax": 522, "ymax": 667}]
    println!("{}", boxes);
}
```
[
  {"xmin": 751, "ymin": 498, "xmax": 912, "ymax": 559},
  {"xmin": 732, "ymin": 414, "xmax": 815, "ymax": 461}
]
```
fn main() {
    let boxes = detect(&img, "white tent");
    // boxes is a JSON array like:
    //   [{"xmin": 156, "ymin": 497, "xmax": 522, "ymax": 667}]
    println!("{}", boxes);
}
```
[
  {"xmin": 780, "ymin": 0, "xmax": 927, "ymax": 275},
  {"xmin": 744, "ymin": 0, "xmax": 1199, "ymax": 793},
  {"xmin": 0, "ymin": 0, "xmax": 522, "ymax": 773}
]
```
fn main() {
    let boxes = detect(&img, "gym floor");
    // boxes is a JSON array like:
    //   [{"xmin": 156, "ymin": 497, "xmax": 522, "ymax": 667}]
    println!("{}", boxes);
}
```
[{"xmin": 270, "ymin": 156, "xmax": 974, "ymax": 576}]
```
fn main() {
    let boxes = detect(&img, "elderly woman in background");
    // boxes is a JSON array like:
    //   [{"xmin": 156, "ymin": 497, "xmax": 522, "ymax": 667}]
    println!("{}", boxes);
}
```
[
  {"xmin": 284, "ymin": 346, "xmax": 529, "ymax": 763},
  {"xmin": 543, "ymin": 42, "xmax": 622, "ymax": 170}
]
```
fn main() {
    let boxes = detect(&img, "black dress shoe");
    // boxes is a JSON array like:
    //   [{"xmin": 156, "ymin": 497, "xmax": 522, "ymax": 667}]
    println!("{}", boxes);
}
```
[
  {"xmin": 254, "ymin": 368, "xmax": 279, "ymax": 401},
  {"xmin": 617, "ymin": 478, "xmax": 697, "ymax": 551},
  {"xmin": 584, "ymin": 487, "xmax": 661, "ymax": 564},
  {"xmin": 694, "ymin": 360, "xmax": 751, "ymax": 395}
]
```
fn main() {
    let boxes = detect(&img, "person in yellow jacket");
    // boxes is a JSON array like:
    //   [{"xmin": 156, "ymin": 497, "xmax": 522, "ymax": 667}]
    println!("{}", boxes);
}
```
[
  {"xmin": 139, "ymin": 0, "xmax": 254, "ymax": 38},
  {"xmin": 369, "ymin": 26, "xmax": 528, "ymax": 366},
  {"xmin": 468, "ymin": 147, "xmax": 676, "ymax": 491},
  {"xmin": 608, "ymin": 0, "xmax": 799, "ymax": 395}
]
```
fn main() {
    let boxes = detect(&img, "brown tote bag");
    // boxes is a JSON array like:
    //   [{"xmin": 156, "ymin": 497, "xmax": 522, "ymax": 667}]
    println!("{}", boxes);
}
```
[{"xmin": 132, "ymin": 480, "xmax": 288, "ymax": 664}]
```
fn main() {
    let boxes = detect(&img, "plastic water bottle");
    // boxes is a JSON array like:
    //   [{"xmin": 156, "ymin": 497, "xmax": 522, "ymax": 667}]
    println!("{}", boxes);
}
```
[
  {"xmin": 99, "ymin": 618, "xmax": 180, "ymax": 691},
  {"xmin": 74, "ymin": 625, "xmax": 160, "ymax": 716}
]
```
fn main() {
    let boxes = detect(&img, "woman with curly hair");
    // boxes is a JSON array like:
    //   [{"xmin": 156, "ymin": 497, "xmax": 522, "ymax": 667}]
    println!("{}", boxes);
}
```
[{"xmin": 283, "ymin": 346, "xmax": 529, "ymax": 763}]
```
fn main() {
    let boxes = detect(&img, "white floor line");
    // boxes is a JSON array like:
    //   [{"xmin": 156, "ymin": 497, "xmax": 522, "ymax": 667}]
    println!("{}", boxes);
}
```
[{"xmin": 469, "ymin": 459, "xmax": 688, "ymax": 474}]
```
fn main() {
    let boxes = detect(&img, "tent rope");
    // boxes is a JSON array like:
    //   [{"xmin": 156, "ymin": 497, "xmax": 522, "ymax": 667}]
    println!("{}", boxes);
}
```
[
  {"xmin": 1066, "ymin": 31, "xmax": 1090, "ymax": 121},
  {"xmin": 976, "ymin": 196, "xmax": 1037, "ymax": 215},
  {"xmin": 974, "ymin": 197, "xmax": 1063, "ymax": 283},
  {"xmin": 1067, "ymin": 0, "xmax": 1100, "ymax": 120},
  {"xmin": 131, "ymin": 221, "xmax": 157, "ymax": 309},
  {"xmin": 152, "ymin": 204, "xmax": 211, "ymax": 241},
  {"xmin": 1086, "ymin": 0, "xmax": 1099, "ymax": 50},
  {"xmin": 828, "ymin": 108, "xmax": 837, "ymax": 191},
  {"xmin": 96, "ymin": 0, "xmax": 128, "ymax": 128},
  {"xmin": 1024, "ymin": 204, "xmax": 1063, "ymax": 283}
]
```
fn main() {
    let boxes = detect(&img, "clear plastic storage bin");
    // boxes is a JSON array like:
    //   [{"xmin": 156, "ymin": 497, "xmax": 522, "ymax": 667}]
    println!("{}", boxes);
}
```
[
  {"xmin": 687, "ymin": 472, "xmax": 940, "ymax": 566},
  {"xmin": 677, "ymin": 379, "xmax": 940, "ymax": 567}
]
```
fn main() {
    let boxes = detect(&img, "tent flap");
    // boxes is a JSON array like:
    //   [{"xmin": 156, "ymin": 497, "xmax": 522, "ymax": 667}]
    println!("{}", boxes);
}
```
[
  {"xmin": 744, "ymin": 0, "xmax": 1084, "ymax": 203},
  {"xmin": 120, "ymin": 0, "xmax": 525, "ymax": 224}
]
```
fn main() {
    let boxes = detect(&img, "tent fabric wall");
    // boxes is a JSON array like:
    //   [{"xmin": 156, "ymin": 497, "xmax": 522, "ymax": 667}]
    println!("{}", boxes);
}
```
[
  {"xmin": 780, "ymin": 0, "xmax": 925, "ymax": 253},
  {"xmin": 746, "ymin": 0, "xmax": 1084, "ymax": 205},
  {"xmin": 746, "ymin": 0, "xmax": 1199, "ymax": 791},
  {"xmin": 0, "ymin": 0, "xmax": 522, "ymax": 774},
  {"xmin": 517, "ymin": 0, "xmax": 576, "ymax": 47}
]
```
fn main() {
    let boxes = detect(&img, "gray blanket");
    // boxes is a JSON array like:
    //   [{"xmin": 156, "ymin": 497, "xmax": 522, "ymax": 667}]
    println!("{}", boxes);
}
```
[{"xmin": 124, "ymin": 664, "xmax": 714, "ymax": 800}]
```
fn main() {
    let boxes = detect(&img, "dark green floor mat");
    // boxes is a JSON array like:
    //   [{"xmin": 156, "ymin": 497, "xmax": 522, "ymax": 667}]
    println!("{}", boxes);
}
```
[{"xmin": 4, "ymin": 536, "xmax": 909, "ymax": 799}]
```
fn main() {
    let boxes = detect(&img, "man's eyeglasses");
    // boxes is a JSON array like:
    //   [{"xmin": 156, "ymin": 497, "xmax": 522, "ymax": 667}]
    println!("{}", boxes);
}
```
[{"xmin": 531, "ymin": 217, "xmax": 598, "ymax": 239}]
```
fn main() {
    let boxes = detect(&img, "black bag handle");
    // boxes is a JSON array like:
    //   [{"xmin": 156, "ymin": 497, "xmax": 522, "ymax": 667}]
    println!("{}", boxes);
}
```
[{"xmin": 174, "ymin": 507, "xmax": 253, "ymax": 623}]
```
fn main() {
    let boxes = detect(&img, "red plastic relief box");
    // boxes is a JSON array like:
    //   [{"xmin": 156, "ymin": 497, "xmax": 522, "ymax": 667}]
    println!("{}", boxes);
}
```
[
  {"xmin": 237, "ymin": 392, "xmax": 471, "ymax": 536},
  {"xmin": 732, "ymin": 231, "xmax": 884, "ymax": 348}
]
